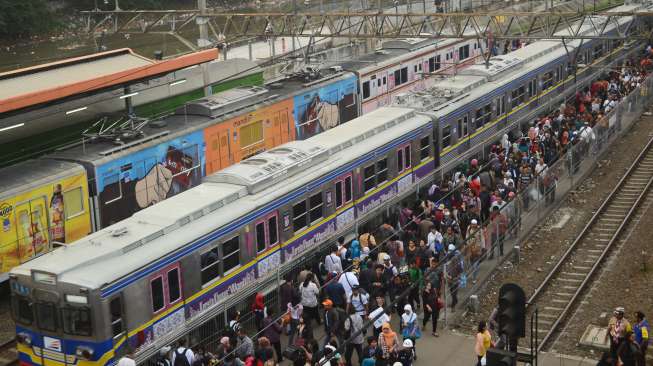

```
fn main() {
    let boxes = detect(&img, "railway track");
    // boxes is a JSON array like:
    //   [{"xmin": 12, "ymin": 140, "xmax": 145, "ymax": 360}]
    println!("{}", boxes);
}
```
[{"xmin": 526, "ymin": 136, "xmax": 653, "ymax": 352}]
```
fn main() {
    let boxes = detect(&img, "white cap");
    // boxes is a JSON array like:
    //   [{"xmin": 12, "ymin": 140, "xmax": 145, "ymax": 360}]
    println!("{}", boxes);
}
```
[
  {"xmin": 403, "ymin": 339, "xmax": 413, "ymax": 348},
  {"xmin": 471, "ymin": 219, "xmax": 478, "ymax": 225},
  {"xmin": 448, "ymin": 244, "xmax": 456, "ymax": 252}
]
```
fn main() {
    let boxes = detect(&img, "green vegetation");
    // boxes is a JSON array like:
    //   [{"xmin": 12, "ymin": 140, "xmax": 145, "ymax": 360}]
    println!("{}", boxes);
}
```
[{"xmin": 0, "ymin": 0, "xmax": 57, "ymax": 39}]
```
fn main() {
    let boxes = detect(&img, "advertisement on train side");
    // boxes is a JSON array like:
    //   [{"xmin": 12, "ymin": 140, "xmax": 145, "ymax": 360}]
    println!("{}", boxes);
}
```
[
  {"xmin": 294, "ymin": 76, "xmax": 359, "ymax": 140},
  {"xmin": 94, "ymin": 131, "xmax": 205, "ymax": 228},
  {"xmin": 0, "ymin": 172, "xmax": 91, "ymax": 274},
  {"xmin": 204, "ymin": 99, "xmax": 295, "ymax": 175}
]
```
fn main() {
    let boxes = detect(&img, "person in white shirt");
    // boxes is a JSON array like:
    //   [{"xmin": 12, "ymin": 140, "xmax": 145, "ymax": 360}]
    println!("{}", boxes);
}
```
[
  {"xmin": 299, "ymin": 273, "xmax": 321, "ymax": 325},
  {"xmin": 339, "ymin": 270, "xmax": 359, "ymax": 299},
  {"xmin": 171, "ymin": 339, "xmax": 194, "ymax": 366},
  {"xmin": 117, "ymin": 349, "xmax": 136, "ymax": 366},
  {"xmin": 534, "ymin": 158, "xmax": 547, "ymax": 176},
  {"xmin": 324, "ymin": 246, "xmax": 343, "ymax": 274},
  {"xmin": 427, "ymin": 227, "xmax": 443, "ymax": 255},
  {"xmin": 347, "ymin": 285, "xmax": 369, "ymax": 317},
  {"xmin": 369, "ymin": 295, "xmax": 391, "ymax": 338}
]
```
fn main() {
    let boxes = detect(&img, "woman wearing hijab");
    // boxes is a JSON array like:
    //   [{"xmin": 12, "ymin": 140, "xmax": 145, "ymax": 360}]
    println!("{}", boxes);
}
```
[
  {"xmin": 400, "ymin": 304, "xmax": 420, "ymax": 359},
  {"xmin": 349, "ymin": 240, "xmax": 361, "ymax": 260},
  {"xmin": 378, "ymin": 322, "xmax": 400, "ymax": 365}
]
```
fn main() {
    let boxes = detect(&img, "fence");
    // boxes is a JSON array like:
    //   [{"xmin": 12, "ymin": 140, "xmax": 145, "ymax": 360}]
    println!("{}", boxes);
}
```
[{"xmin": 444, "ymin": 69, "xmax": 653, "ymax": 326}]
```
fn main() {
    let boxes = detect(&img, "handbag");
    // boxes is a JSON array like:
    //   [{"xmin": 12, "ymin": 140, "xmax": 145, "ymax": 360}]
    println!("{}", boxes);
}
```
[
  {"xmin": 437, "ymin": 297, "xmax": 445, "ymax": 310},
  {"xmin": 401, "ymin": 317, "xmax": 421, "ymax": 339}
]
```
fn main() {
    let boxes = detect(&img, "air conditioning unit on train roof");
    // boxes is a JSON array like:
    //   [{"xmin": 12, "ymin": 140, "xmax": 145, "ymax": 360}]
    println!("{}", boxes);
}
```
[
  {"xmin": 206, "ymin": 141, "xmax": 329, "ymax": 194},
  {"xmin": 176, "ymin": 85, "xmax": 269, "ymax": 118}
]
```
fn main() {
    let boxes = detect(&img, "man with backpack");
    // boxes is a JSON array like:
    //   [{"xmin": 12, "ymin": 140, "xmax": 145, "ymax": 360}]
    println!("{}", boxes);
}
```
[
  {"xmin": 344, "ymin": 306, "xmax": 365, "ymax": 366},
  {"xmin": 171, "ymin": 339, "xmax": 195, "ymax": 366}
]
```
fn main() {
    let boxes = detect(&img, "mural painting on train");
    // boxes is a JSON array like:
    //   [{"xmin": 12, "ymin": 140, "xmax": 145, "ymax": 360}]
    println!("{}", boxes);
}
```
[
  {"xmin": 204, "ymin": 99, "xmax": 295, "ymax": 175},
  {"xmin": 0, "ymin": 174, "xmax": 91, "ymax": 273},
  {"xmin": 95, "ymin": 131, "xmax": 205, "ymax": 227},
  {"xmin": 294, "ymin": 76, "xmax": 359, "ymax": 139}
]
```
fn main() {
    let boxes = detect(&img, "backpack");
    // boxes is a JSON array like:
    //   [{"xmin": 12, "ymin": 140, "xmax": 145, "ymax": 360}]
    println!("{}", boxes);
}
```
[{"xmin": 174, "ymin": 349, "xmax": 191, "ymax": 366}]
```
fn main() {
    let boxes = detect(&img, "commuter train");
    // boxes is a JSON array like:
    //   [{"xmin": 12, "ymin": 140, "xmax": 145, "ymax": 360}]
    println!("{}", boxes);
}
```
[
  {"xmin": 0, "ymin": 36, "xmax": 482, "ymax": 282},
  {"xmin": 8, "ymin": 3, "xmax": 651, "ymax": 364}
]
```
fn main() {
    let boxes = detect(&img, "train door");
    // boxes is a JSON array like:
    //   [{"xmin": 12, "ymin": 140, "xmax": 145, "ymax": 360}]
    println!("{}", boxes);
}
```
[
  {"xmin": 280, "ymin": 109, "xmax": 291, "ymax": 143},
  {"xmin": 14, "ymin": 197, "xmax": 50, "ymax": 263},
  {"xmin": 209, "ymin": 129, "xmax": 231, "ymax": 172},
  {"xmin": 254, "ymin": 212, "xmax": 280, "ymax": 275},
  {"xmin": 108, "ymin": 295, "xmax": 127, "ymax": 356},
  {"xmin": 149, "ymin": 263, "xmax": 183, "ymax": 319}
]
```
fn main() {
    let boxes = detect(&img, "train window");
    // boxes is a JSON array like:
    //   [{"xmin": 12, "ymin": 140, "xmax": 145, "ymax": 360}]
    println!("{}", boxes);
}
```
[
  {"xmin": 293, "ymin": 201, "xmax": 308, "ymax": 231},
  {"xmin": 344, "ymin": 176, "xmax": 353, "ymax": 203},
  {"xmin": 12, "ymin": 296, "xmax": 33, "ymax": 325},
  {"xmin": 420, "ymin": 136, "xmax": 430, "ymax": 161},
  {"xmin": 363, "ymin": 165, "xmax": 376, "ymax": 192},
  {"xmin": 309, "ymin": 193, "xmax": 323, "ymax": 223},
  {"xmin": 397, "ymin": 149, "xmax": 404, "ymax": 174},
  {"xmin": 400, "ymin": 67, "xmax": 408, "ymax": 84},
  {"xmin": 593, "ymin": 44, "xmax": 603, "ymax": 59},
  {"xmin": 268, "ymin": 216, "xmax": 278, "ymax": 245},
  {"xmin": 222, "ymin": 236, "xmax": 241, "ymax": 273},
  {"xmin": 475, "ymin": 104, "xmax": 492, "ymax": 128},
  {"xmin": 104, "ymin": 173, "xmax": 122, "ymax": 204},
  {"xmin": 542, "ymin": 71, "xmax": 554, "ymax": 90},
  {"xmin": 335, "ymin": 181, "xmax": 343, "ymax": 208},
  {"xmin": 256, "ymin": 222, "xmax": 266, "ymax": 252},
  {"xmin": 428, "ymin": 56, "xmax": 441, "ymax": 72},
  {"xmin": 459, "ymin": 45, "xmax": 470, "ymax": 60},
  {"xmin": 377, "ymin": 79, "xmax": 381, "ymax": 87},
  {"xmin": 201, "ymin": 248, "xmax": 220, "ymax": 285},
  {"xmin": 511, "ymin": 86, "xmax": 526, "ymax": 108},
  {"xmin": 414, "ymin": 65, "xmax": 418, "ymax": 73},
  {"xmin": 63, "ymin": 187, "xmax": 84, "ymax": 219},
  {"xmin": 376, "ymin": 158, "xmax": 388, "ymax": 184},
  {"xmin": 151, "ymin": 277, "xmax": 165, "ymax": 313},
  {"xmin": 418, "ymin": 63, "xmax": 422, "ymax": 71},
  {"xmin": 167, "ymin": 268, "xmax": 181, "ymax": 304},
  {"xmin": 62, "ymin": 307, "xmax": 92, "ymax": 336},
  {"xmin": 241, "ymin": 121, "xmax": 264, "ymax": 148},
  {"xmin": 442, "ymin": 126, "xmax": 452, "ymax": 148},
  {"xmin": 362, "ymin": 81, "xmax": 370, "ymax": 99},
  {"xmin": 110, "ymin": 297, "xmax": 124, "ymax": 338},
  {"xmin": 36, "ymin": 302, "xmax": 58, "ymax": 331},
  {"xmin": 394, "ymin": 70, "xmax": 401, "ymax": 87}
]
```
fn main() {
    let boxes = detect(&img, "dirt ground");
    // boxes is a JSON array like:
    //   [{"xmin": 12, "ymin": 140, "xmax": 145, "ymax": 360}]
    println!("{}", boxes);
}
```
[{"xmin": 458, "ymin": 115, "xmax": 653, "ymax": 350}]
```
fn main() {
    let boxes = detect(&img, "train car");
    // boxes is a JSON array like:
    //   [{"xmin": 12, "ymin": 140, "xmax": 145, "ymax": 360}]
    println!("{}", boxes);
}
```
[
  {"xmin": 337, "ymin": 35, "xmax": 484, "ymax": 114},
  {"xmin": 9, "ymin": 107, "xmax": 437, "ymax": 366},
  {"xmin": 393, "ymin": 5, "xmax": 643, "ymax": 171},
  {"xmin": 0, "ymin": 160, "xmax": 91, "ymax": 282},
  {"xmin": 47, "ymin": 70, "xmax": 359, "ymax": 231}
]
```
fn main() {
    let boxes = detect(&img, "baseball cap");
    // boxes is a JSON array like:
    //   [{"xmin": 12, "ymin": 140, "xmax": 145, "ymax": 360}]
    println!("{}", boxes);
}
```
[{"xmin": 438, "ymin": 204, "xmax": 445, "ymax": 210}]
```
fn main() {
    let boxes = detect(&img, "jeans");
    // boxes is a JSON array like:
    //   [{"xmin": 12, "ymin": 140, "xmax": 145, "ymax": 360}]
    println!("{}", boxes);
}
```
[
  {"xmin": 288, "ymin": 318, "xmax": 299, "ymax": 346},
  {"xmin": 345, "ymin": 343, "xmax": 363, "ymax": 366}
]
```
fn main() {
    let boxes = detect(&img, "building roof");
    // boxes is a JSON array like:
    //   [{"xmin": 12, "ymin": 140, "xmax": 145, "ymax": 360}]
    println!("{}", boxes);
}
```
[{"xmin": 0, "ymin": 48, "xmax": 218, "ymax": 113}]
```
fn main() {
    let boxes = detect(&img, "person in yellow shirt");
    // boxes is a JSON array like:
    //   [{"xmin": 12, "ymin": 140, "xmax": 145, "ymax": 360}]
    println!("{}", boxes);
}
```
[{"xmin": 475, "ymin": 320, "xmax": 492, "ymax": 366}]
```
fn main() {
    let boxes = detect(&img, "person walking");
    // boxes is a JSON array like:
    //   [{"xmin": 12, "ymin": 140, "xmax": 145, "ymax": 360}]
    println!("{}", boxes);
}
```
[
  {"xmin": 378, "ymin": 322, "xmax": 400, "ymax": 365},
  {"xmin": 344, "ymin": 306, "xmax": 365, "ymax": 366},
  {"xmin": 171, "ymin": 339, "xmax": 195, "ymax": 366},
  {"xmin": 400, "ymin": 304, "xmax": 420, "ymax": 359},
  {"xmin": 287, "ymin": 298, "xmax": 303, "ymax": 346},
  {"xmin": 299, "ymin": 273, "xmax": 321, "ymax": 326},
  {"xmin": 474, "ymin": 321, "xmax": 492, "ymax": 366},
  {"xmin": 421, "ymin": 281, "xmax": 440, "ymax": 337},
  {"xmin": 323, "ymin": 299, "xmax": 341, "ymax": 346}
]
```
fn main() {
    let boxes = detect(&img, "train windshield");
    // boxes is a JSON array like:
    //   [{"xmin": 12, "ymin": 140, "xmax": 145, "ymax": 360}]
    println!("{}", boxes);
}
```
[
  {"xmin": 35, "ymin": 302, "xmax": 58, "ymax": 332},
  {"xmin": 62, "ymin": 307, "xmax": 92, "ymax": 336},
  {"xmin": 11, "ymin": 296, "xmax": 34, "ymax": 325}
]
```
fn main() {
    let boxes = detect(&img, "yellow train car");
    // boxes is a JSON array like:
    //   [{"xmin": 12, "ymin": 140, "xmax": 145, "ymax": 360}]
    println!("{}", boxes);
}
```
[{"xmin": 0, "ymin": 160, "xmax": 91, "ymax": 281}]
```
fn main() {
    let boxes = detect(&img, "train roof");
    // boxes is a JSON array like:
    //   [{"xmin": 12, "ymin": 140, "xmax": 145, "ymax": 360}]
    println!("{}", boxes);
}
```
[
  {"xmin": 0, "ymin": 159, "xmax": 85, "ymax": 200},
  {"xmin": 12, "ymin": 107, "xmax": 431, "ymax": 290},
  {"xmin": 336, "ymin": 34, "xmax": 471, "ymax": 74},
  {"xmin": 392, "ymin": 2, "xmax": 644, "ymax": 115},
  {"xmin": 47, "ymin": 69, "xmax": 354, "ymax": 166}
]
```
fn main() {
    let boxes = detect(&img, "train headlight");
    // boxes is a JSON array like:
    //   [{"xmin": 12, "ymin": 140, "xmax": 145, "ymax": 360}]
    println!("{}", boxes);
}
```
[
  {"xmin": 75, "ymin": 346, "xmax": 94, "ymax": 360},
  {"xmin": 16, "ymin": 333, "xmax": 31, "ymax": 346}
]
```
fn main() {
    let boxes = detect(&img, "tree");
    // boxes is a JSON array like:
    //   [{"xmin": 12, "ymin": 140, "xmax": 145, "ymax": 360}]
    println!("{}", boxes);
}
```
[{"xmin": 0, "ymin": 0, "xmax": 55, "ymax": 39}]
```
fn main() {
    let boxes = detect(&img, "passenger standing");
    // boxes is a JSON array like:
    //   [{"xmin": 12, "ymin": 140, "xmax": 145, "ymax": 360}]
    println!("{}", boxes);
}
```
[
  {"xmin": 171, "ymin": 339, "xmax": 195, "ymax": 366},
  {"xmin": 609, "ymin": 307, "xmax": 631, "ymax": 358},
  {"xmin": 369, "ymin": 296, "xmax": 391, "ymax": 339},
  {"xmin": 262, "ymin": 309, "xmax": 284, "ymax": 362},
  {"xmin": 325, "ymin": 246, "xmax": 343, "ymax": 274},
  {"xmin": 252, "ymin": 292, "xmax": 267, "ymax": 332},
  {"xmin": 323, "ymin": 299, "xmax": 341, "ymax": 346},
  {"xmin": 400, "ymin": 305, "xmax": 419, "ymax": 358},
  {"xmin": 287, "ymin": 298, "xmax": 303, "ymax": 346},
  {"xmin": 633, "ymin": 311, "xmax": 649, "ymax": 362},
  {"xmin": 617, "ymin": 331, "xmax": 643, "ymax": 366},
  {"xmin": 378, "ymin": 323, "xmax": 400, "ymax": 364},
  {"xmin": 299, "ymin": 273, "xmax": 321, "ymax": 325},
  {"xmin": 235, "ymin": 329, "xmax": 254, "ymax": 360},
  {"xmin": 344, "ymin": 306, "xmax": 365, "ymax": 366},
  {"xmin": 421, "ymin": 281, "xmax": 440, "ymax": 337}
]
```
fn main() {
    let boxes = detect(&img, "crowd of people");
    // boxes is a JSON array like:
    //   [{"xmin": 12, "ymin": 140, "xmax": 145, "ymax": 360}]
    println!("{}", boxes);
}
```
[{"xmin": 114, "ymin": 50, "xmax": 653, "ymax": 366}]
